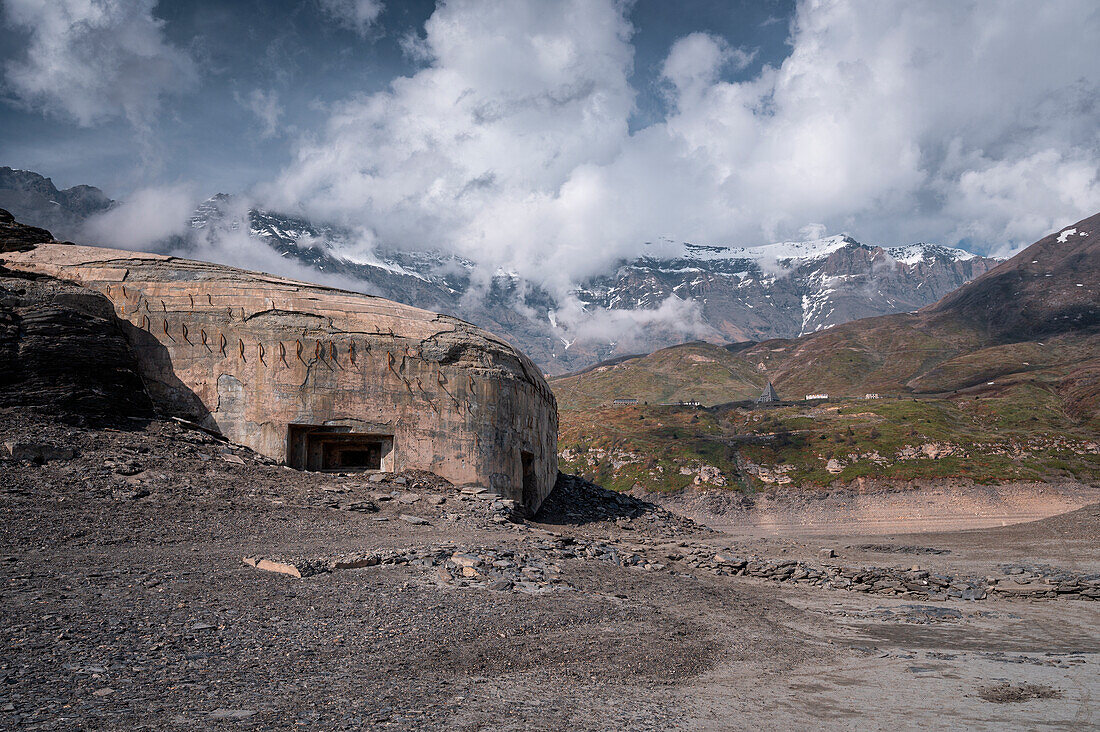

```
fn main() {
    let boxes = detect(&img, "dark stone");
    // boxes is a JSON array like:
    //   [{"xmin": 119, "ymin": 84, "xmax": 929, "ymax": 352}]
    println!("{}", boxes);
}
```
[
  {"xmin": 0, "ymin": 267, "xmax": 153, "ymax": 417},
  {"xmin": 0, "ymin": 208, "xmax": 54, "ymax": 252}
]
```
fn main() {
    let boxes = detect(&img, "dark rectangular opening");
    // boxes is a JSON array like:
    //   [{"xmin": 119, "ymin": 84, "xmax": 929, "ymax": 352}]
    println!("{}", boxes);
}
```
[
  {"xmin": 287, "ymin": 424, "xmax": 393, "ymax": 472},
  {"xmin": 521, "ymin": 450, "xmax": 536, "ymax": 509},
  {"xmin": 323, "ymin": 441, "xmax": 383, "ymax": 470}
]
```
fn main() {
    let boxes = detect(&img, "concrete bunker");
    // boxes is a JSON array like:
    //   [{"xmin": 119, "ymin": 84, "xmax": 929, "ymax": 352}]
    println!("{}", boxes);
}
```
[{"xmin": 4, "ymin": 243, "xmax": 559, "ymax": 514}]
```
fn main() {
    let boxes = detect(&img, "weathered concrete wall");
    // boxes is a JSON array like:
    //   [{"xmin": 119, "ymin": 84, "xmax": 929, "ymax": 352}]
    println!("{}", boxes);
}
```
[{"xmin": 4, "ymin": 244, "xmax": 558, "ymax": 511}]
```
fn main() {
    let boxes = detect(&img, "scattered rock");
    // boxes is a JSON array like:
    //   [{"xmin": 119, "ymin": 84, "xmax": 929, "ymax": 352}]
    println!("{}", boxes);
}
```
[
  {"xmin": 243, "ymin": 556, "xmax": 302, "ymax": 578},
  {"xmin": 713, "ymin": 551, "xmax": 744, "ymax": 565},
  {"xmin": 978, "ymin": 683, "xmax": 1062, "ymax": 703},
  {"xmin": 4, "ymin": 441, "xmax": 76, "ymax": 462},
  {"xmin": 450, "ymin": 553, "xmax": 481, "ymax": 568},
  {"xmin": 207, "ymin": 709, "xmax": 256, "ymax": 720},
  {"xmin": 400, "ymin": 514, "xmax": 429, "ymax": 525},
  {"xmin": 333, "ymin": 555, "xmax": 381, "ymax": 570}
]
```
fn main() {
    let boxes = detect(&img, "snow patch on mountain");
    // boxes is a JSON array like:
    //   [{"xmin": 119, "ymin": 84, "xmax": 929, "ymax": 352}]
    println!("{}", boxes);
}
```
[{"xmin": 886, "ymin": 243, "xmax": 978, "ymax": 264}]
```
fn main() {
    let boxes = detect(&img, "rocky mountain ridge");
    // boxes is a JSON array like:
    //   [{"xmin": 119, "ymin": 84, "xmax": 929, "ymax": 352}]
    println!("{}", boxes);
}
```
[
  {"xmin": 185, "ymin": 195, "xmax": 999, "ymax": 373},
  {"xmin": 0, "ymin": 167, "xmax": 114, "ymax": 240},
  {"xmin": 576, "ymin": 234, "xmax": 994, "ymax": 342}
]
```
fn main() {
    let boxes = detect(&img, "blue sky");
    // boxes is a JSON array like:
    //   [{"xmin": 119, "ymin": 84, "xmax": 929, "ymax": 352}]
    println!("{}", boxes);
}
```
[
  {"xmin": 0, "ymin": 0, "xmax": 794, "ymax": 194},
  {"xmin": 0, "ymin": 0, "xmax": 1098, "ymax": 281}
]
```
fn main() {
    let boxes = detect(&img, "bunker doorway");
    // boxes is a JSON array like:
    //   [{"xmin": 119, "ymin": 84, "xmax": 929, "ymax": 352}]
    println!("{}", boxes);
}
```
[
  {"xmin": 521, "ymin": 450, "xmax": 537, "ymax": 511},
  {"xmin": 287, "ymin": 425, "xmax": 394, "ymax": 472}
]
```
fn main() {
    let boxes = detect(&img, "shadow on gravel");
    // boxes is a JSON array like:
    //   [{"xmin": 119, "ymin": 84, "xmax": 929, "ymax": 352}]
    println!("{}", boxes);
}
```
[{"xmin": 533, "ymin": 472, "xmax": 661, "ymax": 526}]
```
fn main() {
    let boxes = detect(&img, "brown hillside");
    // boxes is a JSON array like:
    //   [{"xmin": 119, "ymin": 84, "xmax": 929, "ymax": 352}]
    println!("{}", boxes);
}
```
[
  {"xmin": 927, "ymin": 211, "xmax": 1100, "ymax": 340},
  {"xmin": 736, "ymin": 212, "xmax": 1100, "ymax": 408}
]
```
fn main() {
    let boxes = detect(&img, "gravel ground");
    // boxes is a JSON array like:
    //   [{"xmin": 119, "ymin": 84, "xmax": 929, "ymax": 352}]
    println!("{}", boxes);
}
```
[{"xmin": 2, "ymin": 409, "xmax": 1097, "ymax": 730}]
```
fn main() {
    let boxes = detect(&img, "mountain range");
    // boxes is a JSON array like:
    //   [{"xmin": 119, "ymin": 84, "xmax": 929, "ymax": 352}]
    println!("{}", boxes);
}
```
[
  {"xmin": 0, "ymin": 167, "xmax": 999, "ymax": 373},
  {"xmin": 553, "ymin": 212, "xmax": 1100, "ymax": 422}
]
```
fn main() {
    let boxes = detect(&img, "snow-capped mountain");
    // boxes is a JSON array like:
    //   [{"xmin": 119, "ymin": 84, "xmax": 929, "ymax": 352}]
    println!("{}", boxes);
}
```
[
  {"xmin": 0, "ymin": 170, "xmax": 1001, "ymax": 374},
  {"xmin": 577, "ymin": 235, "xmax": 995, "ymax": 344},
  {"xmin": 186, "ymin": 200, "xmax": 996, "ymax": 371}
]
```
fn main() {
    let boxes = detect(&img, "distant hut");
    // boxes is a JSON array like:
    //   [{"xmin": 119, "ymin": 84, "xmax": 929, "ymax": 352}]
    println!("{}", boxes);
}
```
[{"xmin": 756, "ymin": 381, "xmax": 780, "ymax": 404}]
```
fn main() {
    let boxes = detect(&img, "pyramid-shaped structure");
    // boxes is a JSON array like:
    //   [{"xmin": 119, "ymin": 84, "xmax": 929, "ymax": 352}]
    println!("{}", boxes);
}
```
[{"xmin": 756, "ymin": 381, "xmax": 780, "ymax": 403}]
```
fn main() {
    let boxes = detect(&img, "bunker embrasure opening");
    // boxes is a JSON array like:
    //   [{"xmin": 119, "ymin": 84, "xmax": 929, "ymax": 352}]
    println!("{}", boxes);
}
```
[{"xmin": 287, "ymin": 424, "xmax": 395, "ymax": 472}]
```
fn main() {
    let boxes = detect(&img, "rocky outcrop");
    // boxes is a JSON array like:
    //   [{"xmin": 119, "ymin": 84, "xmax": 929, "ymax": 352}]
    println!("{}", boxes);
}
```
[
  {"xmin": 0, "ymin": 209, "xmax": 54, "ymax": 253},
  {"xmin": 687, "ymin": 550, "xmax": 1100, "ymax": 602},
  {"xmin": 0, "ymin": 268, "xmax": 153, "ymax": 418},
  {"xmin": 1, "ymin": 211, "xmax": 151, "ymax": 417}
]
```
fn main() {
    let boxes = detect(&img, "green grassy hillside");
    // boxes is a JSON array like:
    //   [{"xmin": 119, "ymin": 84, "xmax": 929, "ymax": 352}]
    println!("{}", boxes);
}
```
[
  {"xmin": 550, "ymin": 341, "xmax": 767, "ymax": 410},
  {"xmin": 556, "ymin": 387, "xmax": 1100, "ymax": 494}
]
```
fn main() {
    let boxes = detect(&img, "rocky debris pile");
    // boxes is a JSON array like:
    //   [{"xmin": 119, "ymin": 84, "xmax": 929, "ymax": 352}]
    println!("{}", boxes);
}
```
[
  {"xmin": 990, "ymin": 563, "xmax": 1100, "ymax": 599},
  {"xmin": 977, "ymin": 682, "xmax": 1062, "ymax": 704},
  {"xmin": 244, "ymin": 531, "xmax": 674, "ymax": 593},
  {"xmin": 673, "ymin": 548, "xmax": 1100, "ymax": 602},
  {"xmin": 433, "ymin": 534, "xmax": 671, "ymax": 591},
  {"xmin": 856, "ymin": 544, "xmax": 951, "ymax": 555},
  {"xmin": 241, "ymin": 542, "xmax": 567, "ymax": 591},
  {"xmin": 354, "ymin": 473, "xmax": 525, "ymax": 525},
  {"xmin": 535, "ymin": 472, "xmax": 706, "ymax": 537}
]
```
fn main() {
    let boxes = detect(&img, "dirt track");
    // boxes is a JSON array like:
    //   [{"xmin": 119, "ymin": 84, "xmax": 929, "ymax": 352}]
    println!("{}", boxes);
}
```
[{"xmin": 2, "ymin": 411, "xmax": 1097, "ymax": 730}]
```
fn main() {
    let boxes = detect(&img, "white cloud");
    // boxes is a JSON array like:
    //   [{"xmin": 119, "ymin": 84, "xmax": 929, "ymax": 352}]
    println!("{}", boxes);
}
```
[
  {"xmin": 83, "ymin": 189, "xmax": 387, "ymax": 295},
  {"xmin": 82, "ymin": 183, "xmax": 196, "ymax": 251},
  {"xmin": 319, "ymin": 0, "xmax": 384, "ymax": 36},
  {"xmin": 265, "ymin": 0, "xmax": 636, "ymax": 294},
  {"xmin": 550, "ymin": 294, "xmax": 718, "ymax": 350},
  {"xmin": 263, "ymin": 0, "xmax": 1100, "ymax": 320},
  {"xmin": 661, "ymin": 32, "xmax": 754, "ymax": 96},
  {"xmin": 236, "ymin": 88, "xmax": 284, "ymax": 139},
  {"xmin": 946, "ymin": 149, "xmax": 1100, "ymax": 257},
  {"xmin": 1, "ymin": 0, "xmax": 197, "ymax": 129}
]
